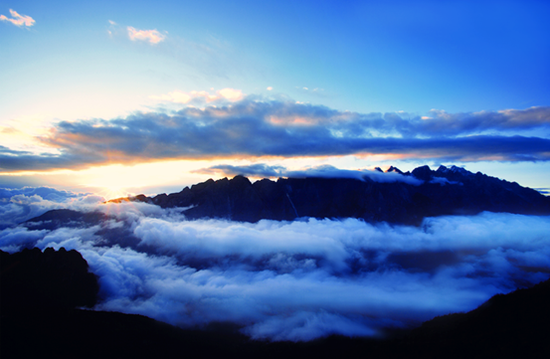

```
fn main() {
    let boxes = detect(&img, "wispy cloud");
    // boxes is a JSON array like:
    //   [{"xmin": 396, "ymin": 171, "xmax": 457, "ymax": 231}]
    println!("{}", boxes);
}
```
[
  {"xmin": 151, "ymin": 88, "xmax": 244, "ymax": 104},
  {"xmin": 0, "ymin": 9, "xmax": 35, "ymax": 27},
  {"xmin": 196, "ymin": 163, "xmax": 286, "ymax": 178},
  {"xmin": 127, "ymin": 26, "xmax": 166, "ymax": 44},
  {"xmin": 1, "ymin": 101, "xmax": 549, "ymax": 172}
]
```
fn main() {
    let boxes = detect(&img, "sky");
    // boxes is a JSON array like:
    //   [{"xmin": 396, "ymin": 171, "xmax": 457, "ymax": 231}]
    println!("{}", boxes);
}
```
[{"xmin": 1, "ymin": 0, "xmax": 550, "ymax": 199}]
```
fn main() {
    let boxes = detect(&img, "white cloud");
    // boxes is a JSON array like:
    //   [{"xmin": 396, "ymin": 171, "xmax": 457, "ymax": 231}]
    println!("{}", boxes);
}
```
[
  {"xmin": 127, "ymin": 26, "xmax": 166, "ymax": 44},
  {"xmin": 0, "ymin": 187, "xmax": 104, "ymax": 229},
  {"xmin": 284, "ymin": 165, "xmax": 424, "ymax": 185},
  {"xmin": 218, "ymin": 88, "xmax": 243, "ymax": 101},
  {"xmin": 150, "ymin": 88, "xmax": 244, "ymax": 104},
  {"xmin": 0, "ymin": 9, "xmax": 35, "ymax": 27},
  {"xmin": 0, "ymin": 226, "xmax": 48, "ymax": 251},
  {"xmin": 2, "ymin": 196, "xmax": 549, "ymax": 341}
]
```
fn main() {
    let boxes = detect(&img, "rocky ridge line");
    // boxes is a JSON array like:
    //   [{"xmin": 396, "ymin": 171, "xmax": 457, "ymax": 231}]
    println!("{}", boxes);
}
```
[{"xmin": 110, "ymin": 165, "xmax": 550, "ymax": 225}]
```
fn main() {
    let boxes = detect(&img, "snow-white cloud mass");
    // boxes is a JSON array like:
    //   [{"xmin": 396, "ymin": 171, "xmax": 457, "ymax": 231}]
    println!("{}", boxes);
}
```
[{"xmin": 1, "ymin": 188, "xmax": 549, "ymax": 341}]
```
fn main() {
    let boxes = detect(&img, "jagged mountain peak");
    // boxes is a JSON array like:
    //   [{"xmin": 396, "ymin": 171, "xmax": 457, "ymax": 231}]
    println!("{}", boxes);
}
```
[
  {"xmin": 436, "ymin": 165, "xmax": 474, "ymax": 176},
  {"xmin": 411, "ymin": 165, "xmax": 433, "ymax": 181},
  {"xmin": 386, "ymin": 166, "xmax": 404, "ymax": 174},
  {"xmin": 450, "ymin": 165, "xmax": 473, "ymax": 175}
]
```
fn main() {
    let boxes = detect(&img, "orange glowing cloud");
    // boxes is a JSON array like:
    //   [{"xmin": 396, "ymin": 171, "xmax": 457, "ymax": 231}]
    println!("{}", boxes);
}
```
[
  {"xmin": 0, "ymin": 9, "xmax": 35, "ymax": 27},
  {"xmin": 217, "ymin": 88, "xmax": 243, "ymax": 101},
  {"xmin": 268, "ymin": 116, "xmax": 318, "ymax": 126},
  {"xmin": 127, "ymin": 26, "xmax": 166, "ymax": 44}
]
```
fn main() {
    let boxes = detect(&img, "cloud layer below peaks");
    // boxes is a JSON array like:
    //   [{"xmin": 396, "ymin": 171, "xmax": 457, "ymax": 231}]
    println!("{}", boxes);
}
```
[{"xmin": 1, "ymin": 188, "xmax": 550, "ymax": 341}]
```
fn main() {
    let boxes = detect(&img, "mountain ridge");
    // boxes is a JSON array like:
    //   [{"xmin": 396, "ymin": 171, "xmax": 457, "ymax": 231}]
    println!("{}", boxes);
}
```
[{"xmin": 108, "ymin": 165, "xmax": 550, "ymax": 225}]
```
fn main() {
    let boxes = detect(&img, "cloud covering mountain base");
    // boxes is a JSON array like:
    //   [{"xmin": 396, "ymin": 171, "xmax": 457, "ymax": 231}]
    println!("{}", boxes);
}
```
[{"xmin": 1, "ymin": 189, "xmax": 549, "ymax": 341}]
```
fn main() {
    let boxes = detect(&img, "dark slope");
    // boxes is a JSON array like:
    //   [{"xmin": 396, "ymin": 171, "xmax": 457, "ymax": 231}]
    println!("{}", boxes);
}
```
[
  {"xmin": 1, "ymin": 248, "xmax": 549, "ymax": 359},
  {"xmin": 0, "ymin": 247, "xmax": 98, "ymax": 312},
  {"xmin": 112, "ymin": 165, "xmax": 550, "ymax": 225},
  {"xmin": 401, "ymin": 279, "xmax": 550, "ymax": 358},
  {"xmin": 23, "ymin": 208, "xmax": 109, "ymax": 230}
]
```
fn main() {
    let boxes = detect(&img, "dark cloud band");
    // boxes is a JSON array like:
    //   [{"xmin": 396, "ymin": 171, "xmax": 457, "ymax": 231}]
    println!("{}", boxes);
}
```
[{"xmin": 2, "ymin": 102, "xmax": 550, "ymax": 172}]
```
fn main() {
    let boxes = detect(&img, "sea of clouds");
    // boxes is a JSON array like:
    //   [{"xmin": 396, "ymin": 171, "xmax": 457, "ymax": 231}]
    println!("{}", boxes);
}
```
[{"xmin": 1, "ymin": 187, "xmax": 550, "ymax": 341}]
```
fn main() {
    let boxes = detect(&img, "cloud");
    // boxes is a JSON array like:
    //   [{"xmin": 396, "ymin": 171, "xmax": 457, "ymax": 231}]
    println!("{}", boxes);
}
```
[
  {"xmin": 409, "ymin": 107, "xmax": 550, "ymax": 137},
  {"xmin": 0, "ymin": 9, "xmax": 35, "ymax": 27},
  {"xmin": 297, "ymin": 87, "xmax": 325, "ymax": 97},
  {"xmin": 218, "ymin": 88, "xmax": 243, "ymax": 101},
  {"xmin": 2, "ymin": 101, "xmax": 550, "ymax": 172},
  {"xmin": 0, "ymin": 187, "xmax": 80, "ymax": 202},
  {"xmin": 0, "ymin": 187, "xmax": 103, "ymax": 229},
  {"xmin": 127, "ymin": 26, "xmax": 166, "ymax": 44},
  {"xmin": 150, "ymin": 88, "xmax": 243, "ymax": 104},
  {"xmin": 196, "ymin": 163, "xmax": 286, "ymax": 177},
  {"xmin": 2, "ymin": 197, "xmax": 549, "ymax": 341}
]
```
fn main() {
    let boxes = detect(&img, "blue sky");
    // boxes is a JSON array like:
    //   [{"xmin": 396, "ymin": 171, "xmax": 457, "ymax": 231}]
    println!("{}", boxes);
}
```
[{"xmin": 1, "ymin": 0, "xmax": 549, "ymax": 197}]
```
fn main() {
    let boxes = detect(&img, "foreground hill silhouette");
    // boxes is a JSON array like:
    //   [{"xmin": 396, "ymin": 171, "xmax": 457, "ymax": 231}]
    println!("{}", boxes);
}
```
[
  {"xmin": 0, "ymin": 247, "xmax": 98, "ymax": 312},
  {"xmin": 109, "ymin": 165, "xmax": 550, "ymax": 225},
  {"xmin": 1, "ymin": 248, "xmax": 549, "ymax": 358}
]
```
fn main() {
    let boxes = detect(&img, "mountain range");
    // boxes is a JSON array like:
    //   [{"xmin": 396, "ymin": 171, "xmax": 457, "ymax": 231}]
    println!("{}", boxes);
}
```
[{"xmin": 108, "ymin": 165, "xmax": 550, "ymax": 225}]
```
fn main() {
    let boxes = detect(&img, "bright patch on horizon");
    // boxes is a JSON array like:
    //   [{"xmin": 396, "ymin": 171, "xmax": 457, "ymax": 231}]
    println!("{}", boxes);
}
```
[{"xmin": 76, "ymin": 160, "xmax": 218, "ymax": 199}]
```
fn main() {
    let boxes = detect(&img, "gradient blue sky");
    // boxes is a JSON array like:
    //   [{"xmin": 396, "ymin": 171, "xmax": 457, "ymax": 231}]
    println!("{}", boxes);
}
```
[{"xmin": 1, "ymin": 0, "xmax": 549, "ymax": 198}]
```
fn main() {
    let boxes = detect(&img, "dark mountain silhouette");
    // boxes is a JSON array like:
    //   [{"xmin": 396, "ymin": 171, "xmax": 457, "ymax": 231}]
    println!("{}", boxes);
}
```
[
  {"xmin": 402, "ymin": 278, "xmax": 550, "ymax": 357},
  {"xmin": 23, "ymin": 208, "xmax": 109, "ymax": 230},
  {"xmin": 0, "ymin": 247, "xmax": 98, "ymax": 312},
  {"xmin": 1, "ymin": 247, "xmax": 549, "ymax": 358},
  {"xmin": 109, "ymin": 165, "xmax": 550, "ymax": 225}
]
